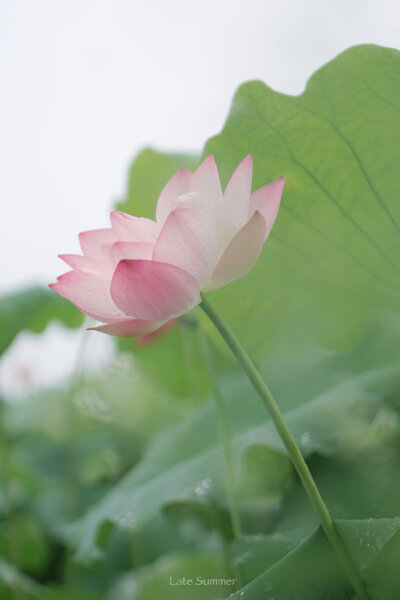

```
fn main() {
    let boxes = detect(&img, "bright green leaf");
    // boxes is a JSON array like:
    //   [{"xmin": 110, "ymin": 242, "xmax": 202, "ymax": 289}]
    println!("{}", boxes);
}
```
[{"xmin": 203, "ymin": 44, "xmax": 400, "ymax": 357}]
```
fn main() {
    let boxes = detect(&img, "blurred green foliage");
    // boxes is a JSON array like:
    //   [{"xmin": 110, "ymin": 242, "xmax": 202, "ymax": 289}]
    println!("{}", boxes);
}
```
[
  {"xmin": 0, "ymin": 286, "xmax": 83, "ymax": 356},
  {"xmin": 1, "ymin": 44, "xmax": 400, "ymax": 599}
]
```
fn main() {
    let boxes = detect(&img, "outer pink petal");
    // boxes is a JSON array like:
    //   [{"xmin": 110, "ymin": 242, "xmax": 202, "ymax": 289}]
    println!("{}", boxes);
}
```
[
  {"xmin": 207, "ymin": 211, "xmax": 266, "ymax": 291},
  {"xmin": 109, "ymin": 241, "xmax": 154, "ymax": 267},
  {"xmin": 218, "ymin": 155, "xmax": 253, "ymax": 249},
  {"xmin": 79, "ymin": 228, "xmax": 116, "ymax": 260},
  {"xmin": 156, "ymin": 168, "xmax": 193, "ymax": 223},
  {"xmin": 49, "ymin": 271, "xmax": 127, "ymax": 323},
  {"xmin": 110, "ymin": 211, "xmax": 159, "ymax": 243},
  {"xmin": 152, "ymin": 192, "xmax": 219, "ymax": 288},
  {"xmin": 251, "ymin": 176, "xmax": 284, "ymax": 239},
  {"xmin": 137, "ymin": 319, "xmax": 176, "ymax": 346},
  {"xmin": 110, "ymin": 259, "xmax": 201, "ymax": 321},
  {"xmin": 89, "ymin": 318, "xmax": 164, "ymax": 337},
  {"xmin": 59, "ymin": 254, "xmax": 111, "ymax": 278},
  {"xmin": 189, "ymin": 156, "xmax": 222, "ymax": 213}
]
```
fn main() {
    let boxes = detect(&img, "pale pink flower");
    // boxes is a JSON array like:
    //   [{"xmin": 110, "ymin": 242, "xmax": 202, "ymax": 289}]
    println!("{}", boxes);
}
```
[{"xmin": 50, "ymin": 156, "xmax": 284, "ymax": 336}]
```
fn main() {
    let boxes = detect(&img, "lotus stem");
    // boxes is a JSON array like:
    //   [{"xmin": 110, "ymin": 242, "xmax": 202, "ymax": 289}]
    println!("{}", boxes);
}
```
[{"xmin": 199, "ymin": 294, "xmax": 370, "ymax": 600}]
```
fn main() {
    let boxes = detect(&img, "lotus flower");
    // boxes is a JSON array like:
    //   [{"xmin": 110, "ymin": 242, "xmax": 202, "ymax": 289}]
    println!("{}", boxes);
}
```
[{"xmin": 50, "ymin": 155, "xmax": 284, "ymax": 336}]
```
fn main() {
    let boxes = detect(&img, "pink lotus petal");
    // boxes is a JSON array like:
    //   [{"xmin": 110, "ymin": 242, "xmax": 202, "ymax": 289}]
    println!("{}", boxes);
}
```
[
  {"xmin": 137, "ymin": 319, "xmax": 176, "ymax": 346},
  {"xmin": 89, "ymin": 318, "xmax": 163, "ymax": 337},
  {"xmin": 218, "ymin": 155, "xmax": 253, "ymax": 249},
  {"xmin": 59, "ymin": 254, "xmax": 111, "ymax": 278},
  {"xmin": 49, "ymin": 271, "xmax": 127, "ymax": 322},
  {"xmin": 51, "ymin": 157, "xmax": 284, "ymax": 335},
  {"xmin": 109, "ymin": 241, "xmax": 154, "ymax": 267},
  {"xmin": 171, "ymin": 191, "xmax": 206, "ymax": 212},
  {"xmin": 251, "ymin": 176, "xmax": 285, "ymax": 239},
  {"xmin": 110, "ymin": 211, "xmax": 159, "ymax": 242},
  {"xmin": 189, "ymin": 156, "xmax": 222, "ymax": 213},
  {"xmin": 156, "ymin": 168, "xmax": 193, "ymax": 223},
  {"xmin": 111, "ymin": 259, "xmax": 201, "ymax": 321},
  {"xmin": 79, "ymin": 228, "xmax": 116, "ymax": 260},
  {"xmin": 208, "ymin": 211, "xmax": 266, "ymax": 291},
  {"xmin": 153, "ymin": 192, "xmax": 219, "ymax": 287}
]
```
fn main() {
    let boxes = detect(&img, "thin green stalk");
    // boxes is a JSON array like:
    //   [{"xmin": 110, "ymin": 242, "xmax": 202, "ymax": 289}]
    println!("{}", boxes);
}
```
[
  {"xmin": 199, "ymin": 295, "xmax": 370, "ymax": 600},
  {"xmin": 197, "ymin": 324, "xmax": 242, "ymax": 540}
]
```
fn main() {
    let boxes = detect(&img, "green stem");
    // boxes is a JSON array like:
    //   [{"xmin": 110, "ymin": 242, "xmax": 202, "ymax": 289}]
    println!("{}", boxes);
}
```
[
  {"xmin": 199, "ymin": 295, "xmax": 370, "ymax": 600},
  {"xmin": 197, "ymin": 324, "xmax": 242, "ymax": 540}
]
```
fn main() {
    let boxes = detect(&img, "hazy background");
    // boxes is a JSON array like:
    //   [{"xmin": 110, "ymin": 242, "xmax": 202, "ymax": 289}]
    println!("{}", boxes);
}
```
[{"xmin": 1, "ymin": 0, "xmax": 399, "ymax": 395}]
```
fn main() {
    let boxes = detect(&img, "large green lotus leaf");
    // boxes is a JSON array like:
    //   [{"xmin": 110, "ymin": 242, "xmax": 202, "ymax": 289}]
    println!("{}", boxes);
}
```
[
  {"xmin": 203, "ymin": 44, "xmax": 400, "ymax": 356},
  {"xmin": 336, "ymin": 518, "xmax": 400, "ymax": 572},
  {"xmin": 224, "ymin": 447, "xmax": 400, "ymax": 598},
  {"xmin": 0, "ymin": 286, "xmax": 83, "ymax": 356},
  {"xmin": 63, "ymin": 313, "xmax": 400, "ymax": 561},
  {"xmin": 358, "ymin": 525, "xmax": 400, "ymax": 599},
  {"xmin": 230, "ymin": 528, "xmax": 349, "ymax": 599},
  {"xmin": 227, "ymin": 513, "xmax": 400, "ymax": 599},
  {"xmin": 114, "ymin": 46, "xmax": 400, "ymax": 359}
]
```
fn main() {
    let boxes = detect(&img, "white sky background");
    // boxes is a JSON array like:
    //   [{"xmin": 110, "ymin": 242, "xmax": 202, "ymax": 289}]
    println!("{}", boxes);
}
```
[{"xmin": 0, "ymin": 0, "xmax": 399, "ymax": 396}]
